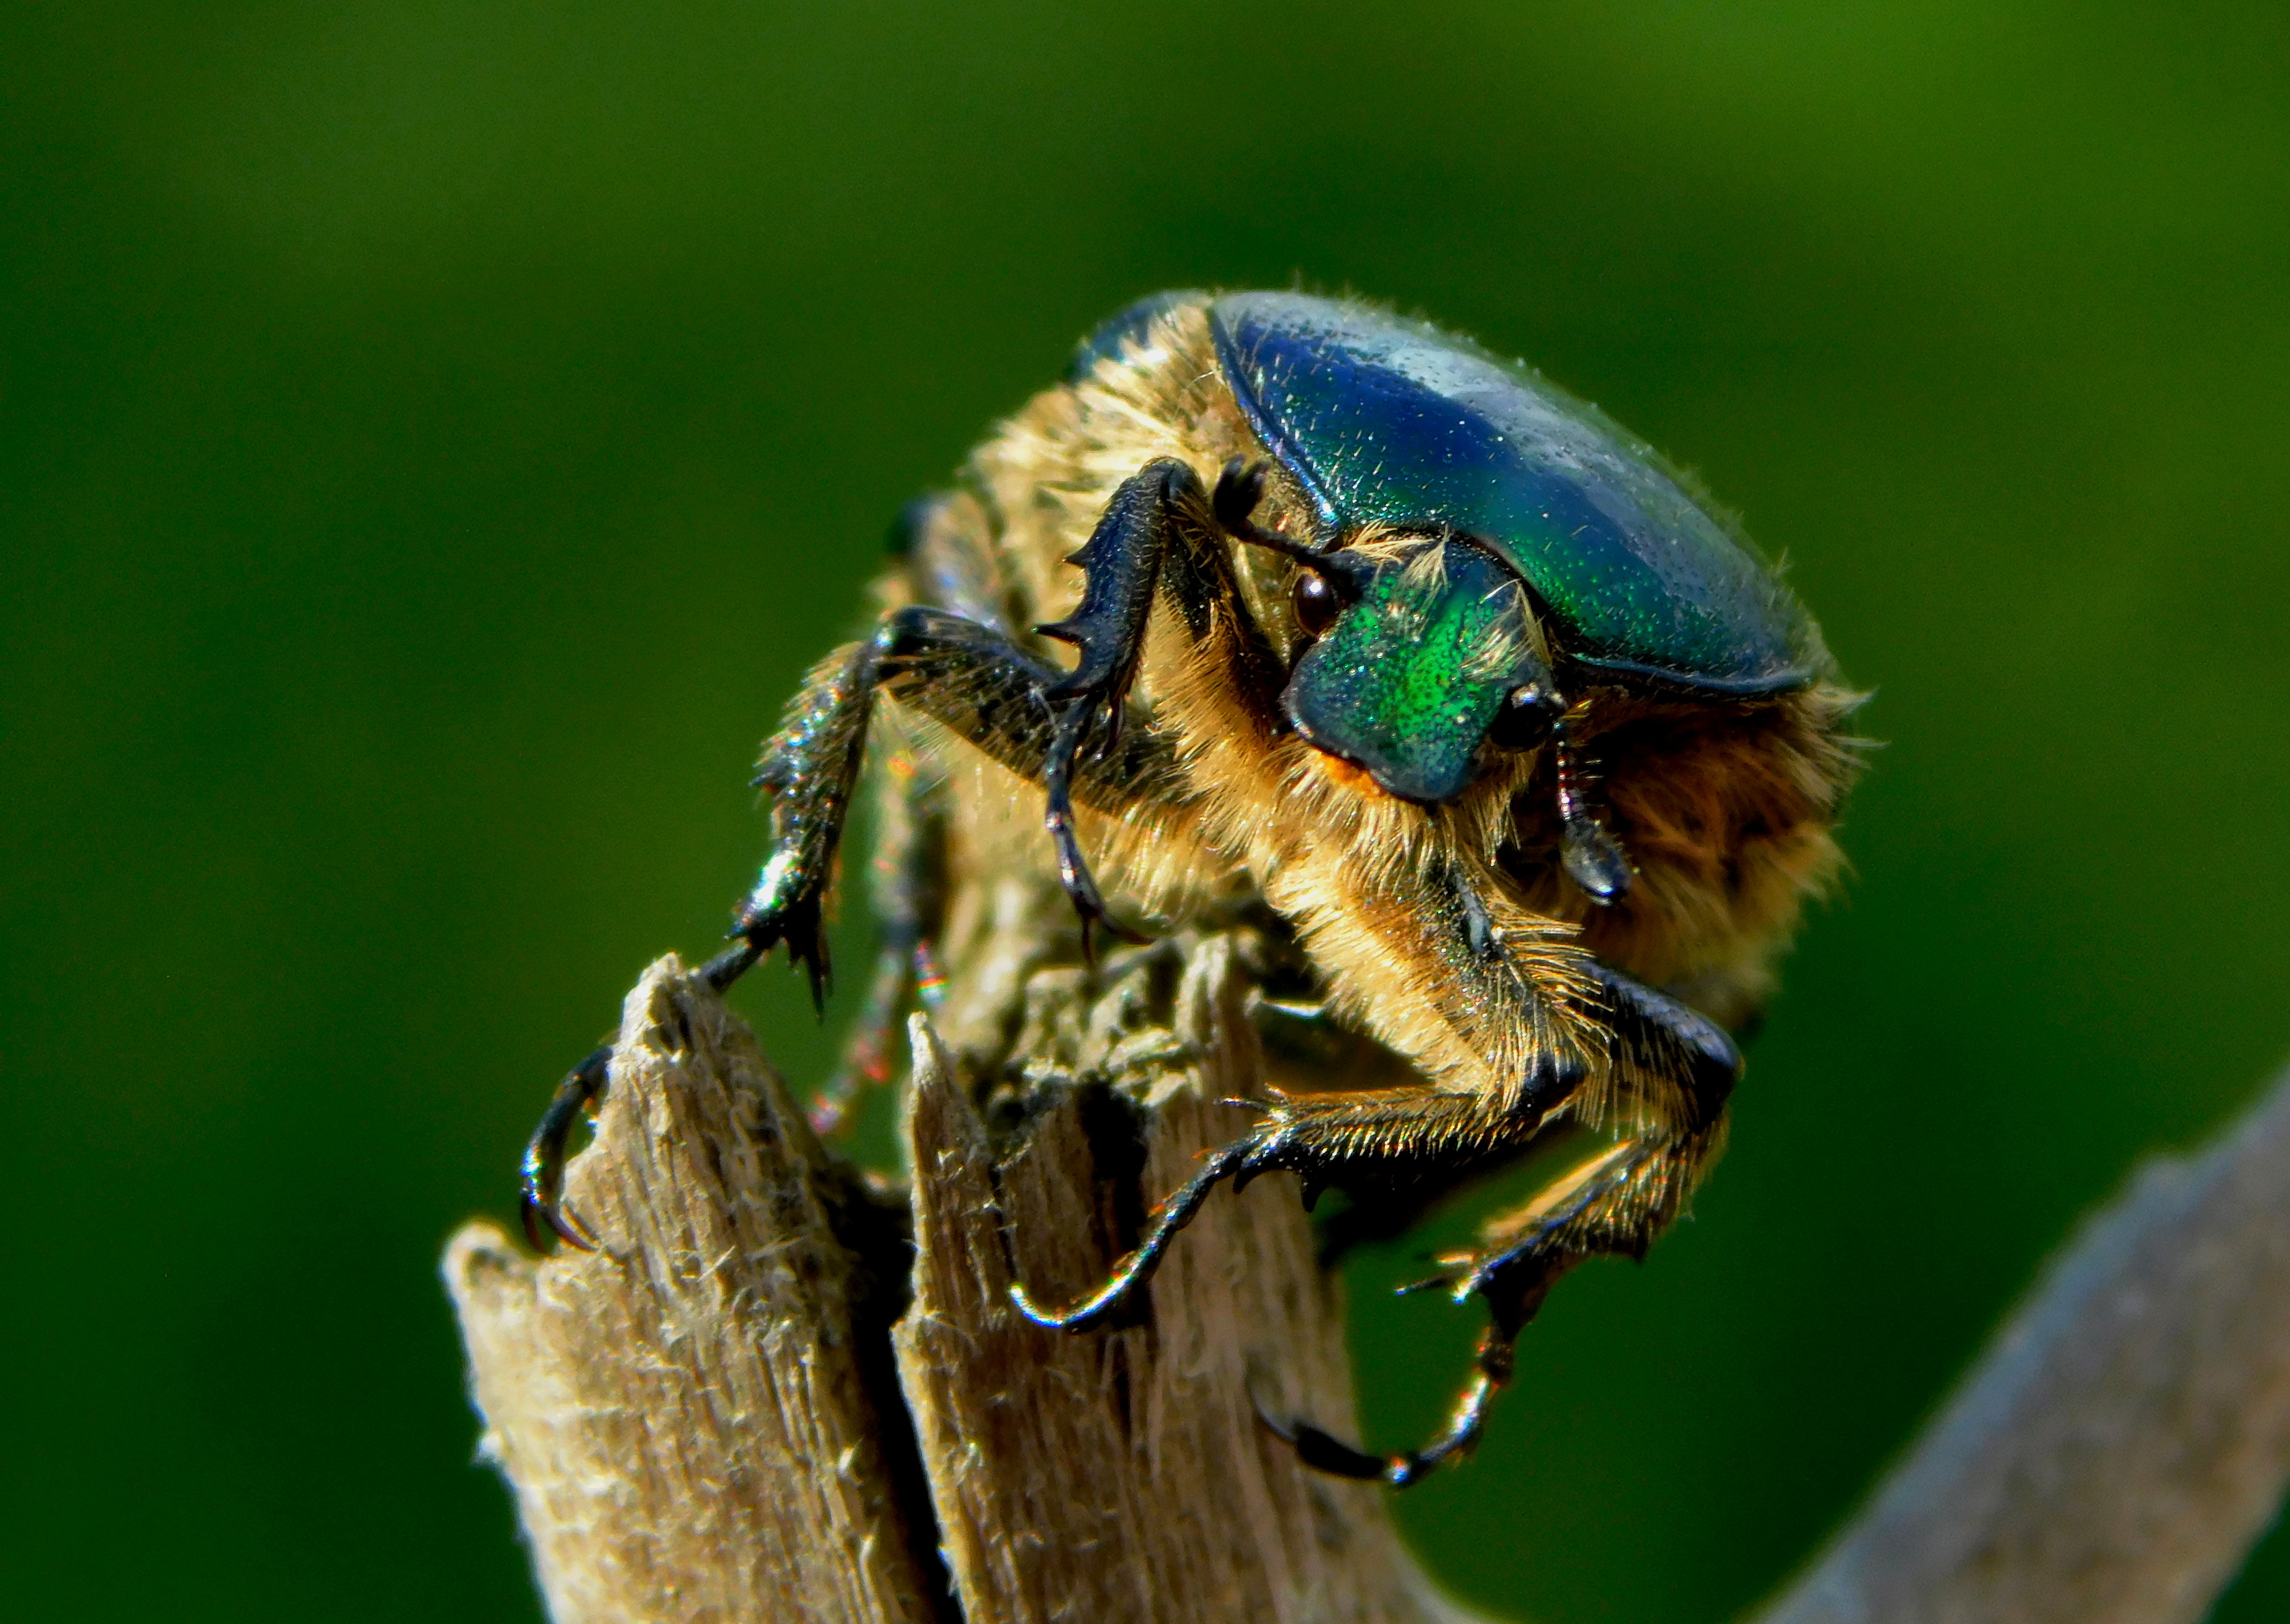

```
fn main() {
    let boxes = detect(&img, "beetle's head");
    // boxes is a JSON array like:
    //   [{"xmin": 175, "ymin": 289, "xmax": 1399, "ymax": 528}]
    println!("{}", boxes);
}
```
[
  {"xmin": 1274, "ymin": 531, "xmax": 1562, "ymax": 804},
  {"xmin": 1212, "ymin": 459, "xmax": 1563, "ymax": 806},
  {"xmin": 1213, "ymin": 457, "xmax": 1633, "ymax": 901}
]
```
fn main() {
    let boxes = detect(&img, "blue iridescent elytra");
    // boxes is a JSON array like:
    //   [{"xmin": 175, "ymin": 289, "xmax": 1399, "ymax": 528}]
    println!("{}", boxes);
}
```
[{"xmin": 1206, "ymin": 292, "xmax": 1821, "ymax": 693}]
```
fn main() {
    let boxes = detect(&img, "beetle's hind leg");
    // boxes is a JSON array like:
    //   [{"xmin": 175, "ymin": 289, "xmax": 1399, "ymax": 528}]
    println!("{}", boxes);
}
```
[
  {"xmin": 1272, "ymin": 963, "xmax": 1742, "ymax": 1486},
  {"xmin": 1009, "ymin": 1082, "xmax": 1566, "ymax": 1332},
  {"xmin": 1273, "ymin": 1133, "xmax": 1682, "ymax": 1487}
]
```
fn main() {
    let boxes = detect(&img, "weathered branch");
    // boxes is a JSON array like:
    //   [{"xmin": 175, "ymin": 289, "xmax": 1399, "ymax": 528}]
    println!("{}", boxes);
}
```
[
  {"xmin": 449, "ymin": 943, "xmax": 1484, "ymax": 1623},
  {"xmin": 445, "ymin": 966, "xmax": 938, "ymax": 1622},
  {"xmin": 448, "ymin": 947, "xmax": 2290, "ymax": 1623}
]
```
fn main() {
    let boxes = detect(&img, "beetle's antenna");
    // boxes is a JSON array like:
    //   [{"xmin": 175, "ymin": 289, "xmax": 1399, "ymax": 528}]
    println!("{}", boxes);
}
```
[
  {"xmin": 1214, "ymin": 459, "xmax": 1373, "ymax": 593},
  {"xmin": 1554, "ymin": 715, "xmax": 1633, "ymax": 903}
]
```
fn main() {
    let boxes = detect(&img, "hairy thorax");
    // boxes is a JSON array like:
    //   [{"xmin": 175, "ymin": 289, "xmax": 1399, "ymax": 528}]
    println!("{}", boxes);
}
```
[{"xmin": 899, "ymin": 304, "xmax": 1855, "ymax": 1091}]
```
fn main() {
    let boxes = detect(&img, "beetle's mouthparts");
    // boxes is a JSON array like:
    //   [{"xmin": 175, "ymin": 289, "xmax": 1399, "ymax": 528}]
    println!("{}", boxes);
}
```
[{"xmin": 1309, "ymin": 749, "xmax": 1387, "ymax": 799}]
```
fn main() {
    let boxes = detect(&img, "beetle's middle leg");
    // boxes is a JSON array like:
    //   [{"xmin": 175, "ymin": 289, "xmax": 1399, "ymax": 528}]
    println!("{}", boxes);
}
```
[
  {"xmin": 805, "ymin": 733, "xmax": 947, "ymax": 1137},
  {"xmin": 1011, "ymin": 932, "xmax": 1747, "ymax": 1494}
]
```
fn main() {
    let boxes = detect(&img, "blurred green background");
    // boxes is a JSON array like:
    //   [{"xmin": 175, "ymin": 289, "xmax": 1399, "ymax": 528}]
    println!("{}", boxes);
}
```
[{"xmin": 6, "ymin": 3, "xmax": 2288, "ymax": 1620}]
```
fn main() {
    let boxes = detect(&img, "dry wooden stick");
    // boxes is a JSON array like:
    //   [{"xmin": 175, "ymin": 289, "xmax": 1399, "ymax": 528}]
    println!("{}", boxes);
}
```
[
  {"xmin": 891, "ymin": 933, "xmax": 1471, "ymax": 1623},
  {"xmin": 447, "ymin": 948, "xmax": 2290, "ymax": 1623},
  {"xmin": 449, "ymin": 944, "xmax": 1483, "ymax": 1624},
  {"xmin": 445, "ymin": 966, "xmax": 939, "ymax": 1624}
]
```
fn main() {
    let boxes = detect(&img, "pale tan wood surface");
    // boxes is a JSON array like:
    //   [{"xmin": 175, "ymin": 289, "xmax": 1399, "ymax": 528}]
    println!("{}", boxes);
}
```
[
  {"xmin": 448, "ymin": 950, "xmax": 2290, "ymax": 1624},
  {"xmin": 444, "ymin": 962, "xmax": 939, "ymax": 1624},
  {"xmin": 893, "ymin": 935, "xmax": 1468, "ymax": 1624}
]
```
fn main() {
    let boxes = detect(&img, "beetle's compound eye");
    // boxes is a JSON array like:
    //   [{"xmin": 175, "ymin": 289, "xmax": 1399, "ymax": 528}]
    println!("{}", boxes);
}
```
[
  {"xmin": 1293, "ymin": 572, "xmax": 1343, "ymax": 640},
  {"xmin": 1486, "ymin": 682, "xmax": 1564, "ymax": 752}
]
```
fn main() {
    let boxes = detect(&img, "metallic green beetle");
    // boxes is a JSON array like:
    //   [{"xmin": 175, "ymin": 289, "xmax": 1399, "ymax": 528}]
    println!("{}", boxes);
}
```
[{"xmin": 526, "ymin": 291, "xmax": 1859, "ymax": 1486}]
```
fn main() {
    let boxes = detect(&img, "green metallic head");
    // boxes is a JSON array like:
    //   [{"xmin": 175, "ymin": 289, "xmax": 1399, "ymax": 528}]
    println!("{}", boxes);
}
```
[{"xmin": 1282, "ymin": 536, "xmax": 1561, "ymax": 805}]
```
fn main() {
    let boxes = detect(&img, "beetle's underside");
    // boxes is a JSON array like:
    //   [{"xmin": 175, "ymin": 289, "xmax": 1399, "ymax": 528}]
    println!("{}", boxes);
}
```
[{"xmin": 523, "ymin": 299, "xmax": 1859, "ymax": 1486}]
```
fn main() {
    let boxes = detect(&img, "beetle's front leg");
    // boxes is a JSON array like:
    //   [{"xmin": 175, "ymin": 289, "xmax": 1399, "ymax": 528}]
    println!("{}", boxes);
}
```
[
  {"xmin": 1032, "ymin": 457, "xmax": 1235, "ymax": 957},
  {"xmin": 520, "ymin": 1043, "xmax": 614, "ymax": 1247},
  {"xmin": 518, "ymin": 634, "xmax": 888, "ymax": 1247}
]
